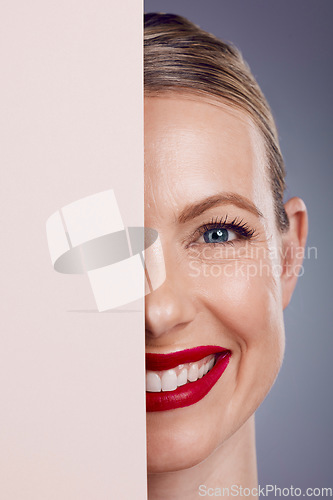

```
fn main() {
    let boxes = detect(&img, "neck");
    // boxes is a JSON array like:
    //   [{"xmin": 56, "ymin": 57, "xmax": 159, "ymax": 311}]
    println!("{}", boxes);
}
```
[{"xmin": 147, "ymin": 416, "xmax": 258, "ymax": 500}]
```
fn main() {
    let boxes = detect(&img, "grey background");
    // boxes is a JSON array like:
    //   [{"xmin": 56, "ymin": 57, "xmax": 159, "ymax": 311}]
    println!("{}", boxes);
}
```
[{"xmin": 145, "ymin": 0, "xmax": 333, "ymax": 492}]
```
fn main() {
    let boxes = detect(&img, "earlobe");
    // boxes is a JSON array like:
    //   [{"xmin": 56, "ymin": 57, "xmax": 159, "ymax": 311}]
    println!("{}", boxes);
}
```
[{"xmin": 281, "ymin": 197, "xmax": 308, "ymax": 309}]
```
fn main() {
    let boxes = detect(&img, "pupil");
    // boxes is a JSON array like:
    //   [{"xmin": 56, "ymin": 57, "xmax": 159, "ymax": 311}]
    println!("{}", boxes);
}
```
[{"xmin": 204, "ymin": 228, "xmax": 228, "ymax": 243}]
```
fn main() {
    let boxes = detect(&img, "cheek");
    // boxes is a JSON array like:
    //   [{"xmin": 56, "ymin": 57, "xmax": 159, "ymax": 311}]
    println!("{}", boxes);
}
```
[
  {"xmin": 190, "ymin": 257, "xmax": 285, "ymax": 424},
  {"xmin": 190, "ymin": 257, "xmax": 285, "ymax": 369}
]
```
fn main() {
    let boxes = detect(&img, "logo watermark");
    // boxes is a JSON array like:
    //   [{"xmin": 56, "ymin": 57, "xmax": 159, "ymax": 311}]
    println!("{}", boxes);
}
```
[{"xmin": 198, "ymin": 484, "xmax": 332, "ymax": 497}]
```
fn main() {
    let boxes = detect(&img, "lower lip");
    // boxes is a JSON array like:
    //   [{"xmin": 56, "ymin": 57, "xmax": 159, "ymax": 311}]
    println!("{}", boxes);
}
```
[{"xmin": 146, "ymin": 351, "xmax": 231, "ymax": 412}]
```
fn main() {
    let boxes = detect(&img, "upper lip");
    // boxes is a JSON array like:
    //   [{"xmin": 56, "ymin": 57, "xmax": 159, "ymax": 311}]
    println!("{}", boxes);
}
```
[{"xmin": 146, "ymin": 345, "xmax": 230, "ymax": 371}]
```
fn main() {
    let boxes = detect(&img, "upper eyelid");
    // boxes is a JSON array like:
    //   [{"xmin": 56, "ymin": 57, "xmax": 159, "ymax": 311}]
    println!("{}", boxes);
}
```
[
  {"xmin": 196, "ymin": 217, "xmax": 256, "ymax": 236},
  {"xmin": 196, "ymin": 223, "xmax": 236, "ymax": 237}
]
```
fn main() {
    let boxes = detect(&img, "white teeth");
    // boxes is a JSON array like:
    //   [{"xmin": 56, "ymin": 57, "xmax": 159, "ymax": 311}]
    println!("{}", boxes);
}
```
[
  {"xmin": 161, "ymin": 369, "xmax": 177, "ymax": 391},
  {"xmin": 146, "ymin": 354, "xmax": 217, "ymax": 393},
  {"xmin": 146, "ymin": 372, "xmax": 162, "ymax": 392},
  {"xmin": 208, "ymin": 358, "xmax": 215, "ymax": 371},
  {"xmin": 188, "ymin": 363, "xmax": 199, "ymax": 382},
  {"xmin": 177, "ymin": 368, "xmax": 188, "ymax": 387}
]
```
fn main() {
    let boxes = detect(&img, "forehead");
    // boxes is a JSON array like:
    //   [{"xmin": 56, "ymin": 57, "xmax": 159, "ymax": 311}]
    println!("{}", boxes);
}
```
[{"xmin": 144, "ymin": 95, "xmax": 272, "ymax": 222}]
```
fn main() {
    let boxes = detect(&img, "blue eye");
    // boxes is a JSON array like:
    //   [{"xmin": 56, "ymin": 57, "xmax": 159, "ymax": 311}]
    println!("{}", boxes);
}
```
[
  {"xmin": 192, "ymin": 216, "xmax": 256, "ymax": 247},
  {"xmin": 203, "ymin": 227, "xmax": 231, "ymax": 243}
]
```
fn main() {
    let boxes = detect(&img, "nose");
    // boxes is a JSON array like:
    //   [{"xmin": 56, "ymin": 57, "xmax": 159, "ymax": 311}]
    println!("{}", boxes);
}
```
[{"xmin": 145, "ymin": 277, "xmax": 196, "ymax": 339}]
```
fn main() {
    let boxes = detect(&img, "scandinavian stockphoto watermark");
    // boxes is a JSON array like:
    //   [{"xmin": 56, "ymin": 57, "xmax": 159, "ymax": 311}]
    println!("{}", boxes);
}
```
[
  {"xmin": 198, "ymin": 484, "xmax": 332, "ymax": 497},
  {"xmin": 188, "ymin": 243, "xmax": 318, "ymax": 280}
]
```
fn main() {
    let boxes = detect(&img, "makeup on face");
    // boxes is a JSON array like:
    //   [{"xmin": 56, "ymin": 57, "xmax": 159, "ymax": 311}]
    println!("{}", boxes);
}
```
[{"xmin": 146, "ymin": 346, "xmax": 231, "ymax": 412}]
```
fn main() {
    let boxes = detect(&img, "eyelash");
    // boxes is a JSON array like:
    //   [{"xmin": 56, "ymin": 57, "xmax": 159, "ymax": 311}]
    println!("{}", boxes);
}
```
[{"xmin": 190, "ymin": 215, "xmax": 257, "ymax": 246}]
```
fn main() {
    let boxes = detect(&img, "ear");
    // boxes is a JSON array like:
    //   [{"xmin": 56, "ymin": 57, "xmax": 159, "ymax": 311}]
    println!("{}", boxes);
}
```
[{"xmin": 280, "ymin": 197, "xmax": 308, "ymax": 310}]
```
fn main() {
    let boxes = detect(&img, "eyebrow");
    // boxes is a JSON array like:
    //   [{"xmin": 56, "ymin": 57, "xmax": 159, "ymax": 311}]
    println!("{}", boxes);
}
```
[{"xmin": 177, "ymin": 192, "xmax": 264, "ymax": 224}]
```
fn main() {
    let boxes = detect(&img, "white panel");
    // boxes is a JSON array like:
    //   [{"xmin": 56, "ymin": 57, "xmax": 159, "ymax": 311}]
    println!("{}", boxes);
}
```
[
  {"xmin": 45, "ymin": 211, "xmax": 70, "ymax": 265},
  {"xmin": 88, "ymin": 254, "xmax": 144, "ymax": 311},
  {"xmin": 1, "ymin": 0, "xmax": 145, "ymax": 497},
  {"xmin": 62, "ymin": 190, "xmax": 124, "ymax": 247}
]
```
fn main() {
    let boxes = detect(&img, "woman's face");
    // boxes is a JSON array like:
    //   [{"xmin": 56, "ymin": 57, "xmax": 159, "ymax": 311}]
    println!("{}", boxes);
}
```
[{"xmin": 145, "ymin": 95, "xmax": 285, "ymax": 473}]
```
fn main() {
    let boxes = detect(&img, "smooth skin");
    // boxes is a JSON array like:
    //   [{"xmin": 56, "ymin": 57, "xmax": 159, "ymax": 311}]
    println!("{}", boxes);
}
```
[{"xmin": 145, "ymin": 95, "xmax": 308, "ymax": 500}]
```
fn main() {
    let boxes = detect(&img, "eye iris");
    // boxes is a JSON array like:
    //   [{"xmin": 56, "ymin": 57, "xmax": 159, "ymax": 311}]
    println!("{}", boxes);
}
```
[{"xmin": 203, "ymin": 228, "xmax": 228, "ymax": 243}]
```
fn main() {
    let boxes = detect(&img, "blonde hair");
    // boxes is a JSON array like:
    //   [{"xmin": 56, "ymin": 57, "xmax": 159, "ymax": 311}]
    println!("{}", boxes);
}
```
[{"xmin": 144, "ymin": 13, "xmax": 289, "ymax": 231}]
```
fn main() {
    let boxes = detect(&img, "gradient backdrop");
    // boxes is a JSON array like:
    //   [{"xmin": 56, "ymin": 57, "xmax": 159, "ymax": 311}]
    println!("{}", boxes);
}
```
[{"xmin": 144, "ymin": 0, "xmax": 333, "ymax": 492}]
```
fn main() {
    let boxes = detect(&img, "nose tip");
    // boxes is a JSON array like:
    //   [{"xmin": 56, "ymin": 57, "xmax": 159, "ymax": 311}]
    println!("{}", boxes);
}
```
[{"xmin": 145, "ymin": 280, "xmax": 196, "ymax": 339}]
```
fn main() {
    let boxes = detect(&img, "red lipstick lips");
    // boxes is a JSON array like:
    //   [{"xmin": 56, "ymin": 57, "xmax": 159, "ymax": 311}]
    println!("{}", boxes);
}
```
[{"xmin": 146, "ymin": 346, "xmax": 231, "ymax": 412}]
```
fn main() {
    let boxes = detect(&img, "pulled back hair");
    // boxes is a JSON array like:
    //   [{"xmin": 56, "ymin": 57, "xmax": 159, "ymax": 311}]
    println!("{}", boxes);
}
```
[{"xmin": 144, "ymin": 13, "xmax": 289, "ymax": 232}]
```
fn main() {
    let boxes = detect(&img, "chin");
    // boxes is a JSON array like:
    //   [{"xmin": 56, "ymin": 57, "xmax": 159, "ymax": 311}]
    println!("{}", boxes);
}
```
[
  {"xmin": 147, "ymin": 414, "xmax": 216, "ymax": 473},
  {"xmin": 146, "ymin": 391, "xmax": 233, "ymax": 474},
  {"xmin": 147, "ymin": 448, "xmax": 207, "ymax": 474}
]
